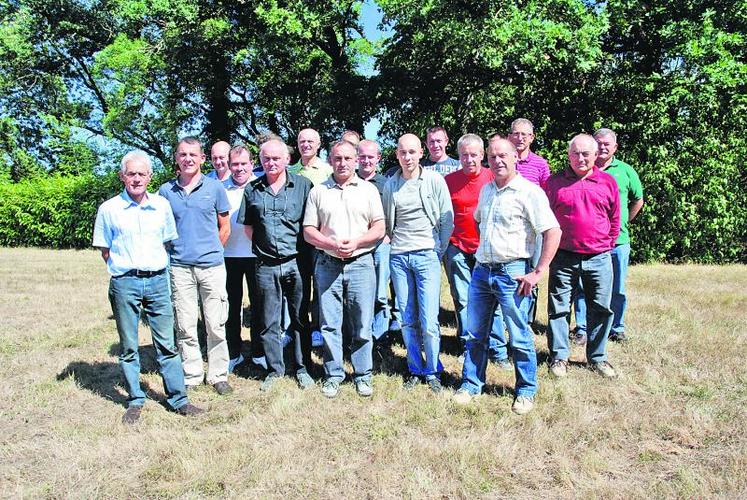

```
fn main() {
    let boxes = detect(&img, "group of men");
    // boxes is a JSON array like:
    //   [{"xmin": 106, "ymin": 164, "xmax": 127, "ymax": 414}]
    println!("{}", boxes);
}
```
[{"xmin": 93, "ymin": 119, "xmax": 643, "ymax": 423}]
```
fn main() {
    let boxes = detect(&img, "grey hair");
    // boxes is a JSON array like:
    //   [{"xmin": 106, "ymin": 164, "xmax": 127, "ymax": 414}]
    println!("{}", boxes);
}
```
[
  {"xmin": 120, "ymin": 150, "xmax": 153, "ymax": 174},
  {"xmin": 568, "ymin": 134, "xmax": 599, "ymax": 152},
  {"xmin": 456, "ymin": 133, "xmax": 484, "ymax": 154},
  {"xmin": 593, "ymin": 128, "xmax": 617, "ymax": 142},
  {"xmin": 510, "ymin": 118, "xmax": 534, "ymax": 133}
]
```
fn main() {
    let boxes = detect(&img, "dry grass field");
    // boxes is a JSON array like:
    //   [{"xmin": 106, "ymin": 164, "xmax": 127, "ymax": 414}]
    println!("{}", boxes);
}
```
[{"xmin": 0, "ymin": 247, "xmax": 746, "ymax": 498}]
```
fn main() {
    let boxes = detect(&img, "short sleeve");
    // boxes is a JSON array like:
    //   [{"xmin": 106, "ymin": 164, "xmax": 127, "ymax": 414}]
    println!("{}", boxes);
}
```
[
  {"xmin": 215, "ymin": 184, "xmax": 231, "ymax": 214},
  {"xmin": 628, "ymin": 166, "xmax": 643, "ymax": 201},
  {"xmin": 303, "ymin": 187, "xmax": 321, "ymax": 227},
  {"xmin": 162, "ymin": 201, "xmax": 178, "ymax": 242},
  {"xmin": 92, "ymin": 205, "xmax": 111, "ymax": 248}
]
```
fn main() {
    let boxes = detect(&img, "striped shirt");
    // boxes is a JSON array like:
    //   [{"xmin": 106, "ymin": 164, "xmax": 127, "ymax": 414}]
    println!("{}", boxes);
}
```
[{"xmin": 474, "ymin": 174, "xmax": 558, "ymax": 265}]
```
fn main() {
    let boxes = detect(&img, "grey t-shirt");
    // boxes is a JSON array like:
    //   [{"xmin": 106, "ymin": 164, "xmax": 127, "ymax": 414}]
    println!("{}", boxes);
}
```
[{"xmin": 391, "ymin": 177, "xmax": 437, "ymax": 254}]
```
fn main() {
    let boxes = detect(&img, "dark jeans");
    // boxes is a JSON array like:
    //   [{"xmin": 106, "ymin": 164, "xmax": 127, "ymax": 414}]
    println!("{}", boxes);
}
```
[
  {"xmin": 255, "ymin": 257, "xmax": 312, "ymax": 377},
  {"xmin": 224, "ymin": 257, "xmax": 264, "ymax": 360}
]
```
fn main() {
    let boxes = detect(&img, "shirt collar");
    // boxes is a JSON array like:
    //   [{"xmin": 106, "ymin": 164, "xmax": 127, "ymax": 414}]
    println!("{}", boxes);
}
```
[{"xmin": 120, "ymin": 190, "xmax": 155, "ymax": 209}]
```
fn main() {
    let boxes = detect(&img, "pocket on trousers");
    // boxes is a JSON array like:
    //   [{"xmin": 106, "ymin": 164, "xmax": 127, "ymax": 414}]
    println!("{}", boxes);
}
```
[{"xmin": 219, "ymin": 294, "xmax": 229, "ymax": 326}]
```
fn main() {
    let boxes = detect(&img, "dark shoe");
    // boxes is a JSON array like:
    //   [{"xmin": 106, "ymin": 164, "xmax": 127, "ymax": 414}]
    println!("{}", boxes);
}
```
[
  {"xmin": 427, "ymin": 378, "xmax": 443, "ymax": 394},
  {"xmin": 212, "ymin": 381, "xmax": 233, "ymax": 395},
  {"xmin": 610, "ymin": 332, "xmax": 628, "ymax": 343},
  {"xmin": 403, "ymin": 375, "xmax": 420, "ymax": 390},
  {"xmin": 122, "ymin": 405, "xmax": 142, "ymax": 425},
  {"xmin": 571, "ymin": 331, "xmax": 587, "ymax": 346},
  {"xmin": 173, "ymin": 403, "xmax": 205, "ymax": 417}
]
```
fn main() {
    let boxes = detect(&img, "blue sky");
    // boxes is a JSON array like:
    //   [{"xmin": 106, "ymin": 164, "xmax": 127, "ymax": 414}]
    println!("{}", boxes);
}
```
[{"xmin": 360, "ymin": 1, "xmax": 387, "ymax": 140}]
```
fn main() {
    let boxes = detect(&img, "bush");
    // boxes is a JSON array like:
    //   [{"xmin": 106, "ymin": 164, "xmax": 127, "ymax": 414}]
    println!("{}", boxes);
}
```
[{"xmin": 0, "ymin": 171, "xmax": 172, "ymax": 248}]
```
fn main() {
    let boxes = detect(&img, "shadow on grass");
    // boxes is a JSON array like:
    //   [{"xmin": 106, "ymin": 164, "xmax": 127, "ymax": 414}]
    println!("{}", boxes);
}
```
[{"xmin": 56, "ymin": 360, "xmax": 160, "ymax": 408}]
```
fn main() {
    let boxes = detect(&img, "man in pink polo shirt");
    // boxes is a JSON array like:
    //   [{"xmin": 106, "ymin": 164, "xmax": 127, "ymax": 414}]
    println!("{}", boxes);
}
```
[
  {"xmin": 545, "ymin": 134, "xmax": 620, "ymax": 379},
  {"xmin": 508, "ymin": 119, "xmax": 552, "ymax": 327}
]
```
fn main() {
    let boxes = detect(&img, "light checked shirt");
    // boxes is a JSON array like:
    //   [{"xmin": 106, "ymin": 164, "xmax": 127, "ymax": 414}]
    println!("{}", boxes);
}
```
[
  {"xmin": 474, "ymin": 174, "xmax": 559, "ymax": 265},
  {"xmin": 92, "ymin": 190, "xmax": 178, "ymax": 276}
]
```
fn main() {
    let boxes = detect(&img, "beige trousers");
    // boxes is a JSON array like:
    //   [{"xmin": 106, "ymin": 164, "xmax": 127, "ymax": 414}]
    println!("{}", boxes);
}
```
[{"xmin": 170, "ymin": 264, "xmax": 229, "ymax": 385}]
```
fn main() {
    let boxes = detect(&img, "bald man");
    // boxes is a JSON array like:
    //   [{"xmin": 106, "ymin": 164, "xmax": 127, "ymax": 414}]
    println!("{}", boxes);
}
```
[
  {"xmin": 383, "ymin": 133, "xmax": 454, "ymax": 393},
  {"xmin": 207, "ymin": 141, "xmax": 232, "ymax": 182},
  {"xmin": 545, "ymin": 134, "xmax": 620, "ymax": 380}
]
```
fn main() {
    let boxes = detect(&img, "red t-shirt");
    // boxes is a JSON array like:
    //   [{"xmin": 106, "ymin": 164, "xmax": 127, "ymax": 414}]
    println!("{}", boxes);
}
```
[{"xmin": 445, "ymin": 167, "xmax": 494, "ymax": 254}]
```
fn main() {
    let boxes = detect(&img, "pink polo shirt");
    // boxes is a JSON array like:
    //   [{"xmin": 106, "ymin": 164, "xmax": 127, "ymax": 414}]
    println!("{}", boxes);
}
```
[
  {"xmin": 516, "ymin": 151, "xmax": 551, "ymax": 188},
  {"xmin": 545, "ymin": 167, "xmax": 620, "ymax": 254}
]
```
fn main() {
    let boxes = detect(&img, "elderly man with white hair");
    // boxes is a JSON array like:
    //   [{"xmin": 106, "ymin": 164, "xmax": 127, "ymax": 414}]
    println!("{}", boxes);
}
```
[{"xmin": 93, "ymin": 151, "xmax": 204, "ymax": 424}]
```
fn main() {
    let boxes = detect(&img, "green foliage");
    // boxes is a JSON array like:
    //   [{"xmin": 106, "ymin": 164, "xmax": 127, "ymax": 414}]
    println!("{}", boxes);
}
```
[{"xmin": 0, "ymin": 171, "xmax": 172, "ymax": 248}]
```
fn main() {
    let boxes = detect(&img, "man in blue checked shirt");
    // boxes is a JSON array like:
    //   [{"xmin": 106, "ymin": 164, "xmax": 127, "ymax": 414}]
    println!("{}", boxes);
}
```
[{"xmin": 93, "ymin": 151, "xmax": 204, "ymax": 424}]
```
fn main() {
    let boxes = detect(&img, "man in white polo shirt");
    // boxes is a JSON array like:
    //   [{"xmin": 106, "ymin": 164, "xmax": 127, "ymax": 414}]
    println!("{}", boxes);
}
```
[{"xmin": 303, "ymin": 140, "xmax": 385, "ymax": 398}]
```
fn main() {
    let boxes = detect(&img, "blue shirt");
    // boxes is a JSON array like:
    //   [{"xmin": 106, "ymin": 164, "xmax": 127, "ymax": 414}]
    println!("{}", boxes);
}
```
[
  {"xmin": 158, "ymin": 175, "xmax": 231, "ymax": 267},
  {"xmin": 92, "ymin": 191, "xmax": 178, "ymax": 276}
]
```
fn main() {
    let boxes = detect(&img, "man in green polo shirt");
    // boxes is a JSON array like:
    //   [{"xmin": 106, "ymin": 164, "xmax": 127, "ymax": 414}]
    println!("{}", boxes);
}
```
[{"xmin": 574, "ymin": 128, "xmax": 644, "ymax": 343}]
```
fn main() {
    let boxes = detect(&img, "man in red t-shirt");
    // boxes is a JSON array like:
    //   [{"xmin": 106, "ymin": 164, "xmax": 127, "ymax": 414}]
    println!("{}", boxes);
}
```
[{"xmin": 443, "ymin": 134, "xmax": 509, "ymax": 368}]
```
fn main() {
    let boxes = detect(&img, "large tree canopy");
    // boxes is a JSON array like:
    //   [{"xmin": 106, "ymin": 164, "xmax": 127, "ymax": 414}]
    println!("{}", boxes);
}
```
[{"xmin": 0, "ymin": 0, "xmax": 744, "ymax": 261}]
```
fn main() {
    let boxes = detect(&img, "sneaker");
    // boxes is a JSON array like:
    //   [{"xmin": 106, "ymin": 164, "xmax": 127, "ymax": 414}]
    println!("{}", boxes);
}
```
[
  {"xmin": 403, "ymin": 375, "xmax": 420, "ymax": 390},
  {"xmin": 321, "ymin": 379, "xmax": 340, "ymax": 398},
  {"xmin": 260, "ymin": 374, "xmax": 281, "ymax": 392},
  {"xmin": 173, "ymin": 403, "xmax": 205, "ymax": 417},
  {"xmin": 572, "ymin": 331, "xmax": 587, "ymax": 346},
  {"xmin": 609, "ymin": 332, "xmax": 628, "ymax": 343},
  {"xmin": 491, "ymin": 358, "xmax": 513, "ymax": 371},
  {"xmin": 296, "ymin": 371, "xmax": 315, "ymax": 390},
  {"xmin": 591, "ymin": 361, "xmax": 618, "ymax": 378},
  {"xmin": 427, "ymin": 378, "xmax": 443, "ymax": 394},
  {"xmin": 453, "ymin": 388, "xmax": 474, "ymax": 405},
  {"xmin": 389, "ymin": 320, "xmax": 402, "ymax": 333},
  {"xmin": 311, "ymin": 330, "xmax": 324, "ymax": 348},
  {"xmin": 511, "ymin": 395, "xmax": 534, "ymax": 415},
  {"xmin": 228, "ymin": 354, "xmax": 245, "ymax": 374},
  {"xmin": 355, "ymin": 379, "xmax": 373, "ymax": 397},
  {"xmin": 122, "ymin": 405, "xmax": 142, "ymax": 425},
  {"xmin": 251, "ymin": 356, "xmax": 268, "ymax": 370},
  {"xmin": 550, "ymin": 359, "xmax": 568, "ymax": 378},
  {"xmin": 212, "ymin": 381, "xmax": 233, "ymax": 395}
]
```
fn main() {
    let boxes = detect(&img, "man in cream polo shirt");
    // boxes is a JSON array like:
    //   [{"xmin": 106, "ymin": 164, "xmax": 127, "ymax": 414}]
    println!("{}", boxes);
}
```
[{"xmin": 303, "ymin": 140, "xmax": 385, "ymax": 398}]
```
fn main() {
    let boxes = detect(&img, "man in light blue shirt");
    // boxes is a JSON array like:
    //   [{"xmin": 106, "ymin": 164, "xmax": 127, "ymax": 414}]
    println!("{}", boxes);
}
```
[{"xmin": 93, "ymin": 150, "xmax": 203, "ymax": 424}]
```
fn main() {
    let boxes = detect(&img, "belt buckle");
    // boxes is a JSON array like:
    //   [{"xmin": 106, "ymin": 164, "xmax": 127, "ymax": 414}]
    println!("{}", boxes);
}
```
[{"xmin": 135, "ymin": 269, "xmax": 149, "ymax": 277}]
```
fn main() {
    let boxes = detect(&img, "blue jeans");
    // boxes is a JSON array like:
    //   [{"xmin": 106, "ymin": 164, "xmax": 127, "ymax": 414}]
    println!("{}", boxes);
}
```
[
  {"xmin": 372, "ymin": 242, "xmax": 391, "ymax": 340},
  {"xmin": 443, "ymin": 243, "xmax": 507, "ymax": 360},
  {"xmin": 548, "ymin": 250, "xmax": 613, "ymax": 363},
  {"xmin": 254, "ymin": 258, "xmax": 312, "ymax": 377},
  {"xmin": 460, "ymin": 260, "xmax": 537, "ymax": 397},
  {"xmin": 108, "ymin": 272, "xmax": 188, "ymax": 410},
  {"xmin": 390, "ymin": 249, "xmax": 443, "ymax": 379},
  {"xmin": 573, "ymin": 243, "xmax": 630, "ymax": 336},
  {"xmin": 316, "ymin": 252, "xmax": 375, "ymax": 382}
]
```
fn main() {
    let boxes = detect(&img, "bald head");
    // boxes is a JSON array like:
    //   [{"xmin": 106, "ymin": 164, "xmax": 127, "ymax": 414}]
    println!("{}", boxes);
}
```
[
  {"xmin": 357, "ymin": 140, "xmax": 381, "ymax": 178},
  {"xmin": 297, "ymin": 128, "xmax": 321, "ymax": 162},
  {"xmin": 396, "ymin": 134, "xmax": 424, "ymax": 179},
  {"xmin": 210, "ymin": 141, "xmax": 231, "ymax": 180},
  {"xmin": 568, "ymin": 134, "xmax": 598, "ymax": 178}
]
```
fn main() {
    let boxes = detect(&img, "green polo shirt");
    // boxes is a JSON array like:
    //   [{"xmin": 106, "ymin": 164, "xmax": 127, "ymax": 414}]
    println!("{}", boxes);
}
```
[
  {"xmin": 602, "ymin": 158, "xmax": 643, "ymax": 245},
  {"xmin": 288, "ymin": 158, "xmax": 332, "ymax": 186}
]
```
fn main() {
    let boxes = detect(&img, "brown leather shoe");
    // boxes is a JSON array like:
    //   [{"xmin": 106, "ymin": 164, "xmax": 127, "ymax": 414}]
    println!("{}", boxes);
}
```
[
  {"xmin": 173, "ymin": 403, "xmax": 205, "ymax": 417},
  {"xmin": 122, "ymin": 405, "xmax": 142, "ymax": 425},
  {"xmin": 212, "ymin": 381, "xmax": 233, "ymax": 395}
]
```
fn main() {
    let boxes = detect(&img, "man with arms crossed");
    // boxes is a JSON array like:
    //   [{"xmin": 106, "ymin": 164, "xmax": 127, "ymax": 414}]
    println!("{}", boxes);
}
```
[
  {"xmin": 237, "ymin": 138, "xmax": 315, "ymax": 391},
  {"xmin": 383, "ymin": 133, "xmax": 454, "ymax": 393},
  {"xmin": 574, "ymin": 128, "xmax": 644, "ymax": 343},
  {"xmin": 545, "ymin": 134, "xmax": 620, "ymax": 379},
  {"xmin": 94, "ymin": 151, "xmax": 203, "ymax": 423},
  {"xmin": 303, "ymin": 140, "xmax": 385, "ymax": 398},
  {"xmin": 453, "ymin": 139, "xmax": 560, "ymax": 415},
  {"xmin": 159, "ymin": 137, "xmax": 233, "ymax": 395}
]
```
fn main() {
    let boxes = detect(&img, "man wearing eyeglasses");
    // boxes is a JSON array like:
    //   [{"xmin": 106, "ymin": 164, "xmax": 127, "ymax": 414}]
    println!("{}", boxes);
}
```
[
  {"xmin": 237, "ymin": 138, "xmax": 315, "ymax": 392},
  {"xmin": 508, "ymin": 118, "xmax": 552, "ymax": 328}
]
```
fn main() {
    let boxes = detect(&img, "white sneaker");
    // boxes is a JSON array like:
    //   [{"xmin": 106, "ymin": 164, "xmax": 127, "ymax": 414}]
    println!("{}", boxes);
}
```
[
  {"xmin": 512, "ymin": 396, "xmax": 534, "ymax": 415},
  {"xmin": 228, "ymin": 354, "xmax": 245, "ymax": 374}
]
